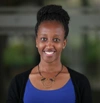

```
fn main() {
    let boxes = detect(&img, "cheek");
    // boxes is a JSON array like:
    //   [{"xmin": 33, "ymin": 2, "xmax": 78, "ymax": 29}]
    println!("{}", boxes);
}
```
[
  {"xmin": 57, "ymin": 44, "xmax": 63, "ymax": 51},
  {"xmin": 37, "ymin": 43, "xmax": 44, "ymax": 51}
]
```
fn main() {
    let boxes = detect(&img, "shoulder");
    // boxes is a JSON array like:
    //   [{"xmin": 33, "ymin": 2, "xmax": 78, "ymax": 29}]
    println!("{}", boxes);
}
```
[
  {"xmin": 6, "ymin": 69, "xmax": 32, "ymax": 102},
  {"xmin": 67, "ymin": 67, "xmax": 90, "ymax": 86},
  {"xmin": 7, "ymin": 69, "xmax": 32, "ymax": 95},
  {"xmin": 13, "ymin": 68, "xmax": 32, "ymax": 83},
  {"xmin": 9, "ymin": 68, "xmax": 32, "ymax": 89},
  {"xmin": 67, "ymin": 67, "xmax": 92, "ymax": 103}
]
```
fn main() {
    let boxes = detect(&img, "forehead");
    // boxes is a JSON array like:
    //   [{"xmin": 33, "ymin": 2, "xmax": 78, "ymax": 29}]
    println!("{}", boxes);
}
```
[
  {"xmin": 39, "ymin": 20, "xmax": 64, "ymax": 28},
  {"xmin": 37, "ymin": 20, "xmax": 65, "ymax": 35}
]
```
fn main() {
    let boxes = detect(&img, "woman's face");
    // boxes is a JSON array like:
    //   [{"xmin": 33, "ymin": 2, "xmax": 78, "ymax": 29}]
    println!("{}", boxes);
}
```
[{"xmin": 36, "ymin": 20, "xmax": 67, "ymax": 63}]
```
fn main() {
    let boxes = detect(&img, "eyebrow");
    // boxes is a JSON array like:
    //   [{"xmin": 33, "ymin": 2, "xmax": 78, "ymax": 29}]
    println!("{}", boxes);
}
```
[
  {"xmin": 54, "ymin": 34, "xmax": 61, "ymax": 36},
  {"xmin": 38, "ymin": 33, "xmax": 61, "ymax": 37},
  {"xmin": 39, "ymin": 34, "xmax": 47, "ymax": 36}
]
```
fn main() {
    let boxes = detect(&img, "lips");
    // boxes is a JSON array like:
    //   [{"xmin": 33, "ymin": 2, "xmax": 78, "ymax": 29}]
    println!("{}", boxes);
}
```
[
  {"xmin": 44, "ymin": 51, "xmax": 55, "ymax": 56},
  {"xmin": 45, "ymin": 51, "xmax": 54, "ymax": 54}
]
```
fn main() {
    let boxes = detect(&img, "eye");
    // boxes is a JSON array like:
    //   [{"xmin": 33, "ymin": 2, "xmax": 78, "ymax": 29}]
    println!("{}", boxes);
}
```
[
  {"xmin": 40, "ymin": 37, "xmax": 47, "ymax": 41},
  {"xmin": 53, "ymin": 38, "xmax": 60, "ymax": 42}
]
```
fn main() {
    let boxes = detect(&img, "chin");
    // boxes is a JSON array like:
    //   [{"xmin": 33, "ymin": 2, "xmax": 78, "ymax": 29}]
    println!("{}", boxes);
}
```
[
  {"xmin": 42, "ymin": 57, "xmax": 58, "ymax": 64},
  {"xmin": 45, "ymin": 60, "xmax": 55, "ymax": 63}
]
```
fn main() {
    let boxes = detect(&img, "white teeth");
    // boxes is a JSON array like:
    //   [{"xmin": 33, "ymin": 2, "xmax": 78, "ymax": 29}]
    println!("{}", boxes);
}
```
[{"xmin": 45, "ymin": 52, "xmax": 54, "ymax": 55}]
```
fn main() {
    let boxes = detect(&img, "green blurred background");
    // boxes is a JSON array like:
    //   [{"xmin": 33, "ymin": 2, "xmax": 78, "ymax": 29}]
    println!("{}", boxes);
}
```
[{"xmin": 0, "ymin": 0, "xmax": 100, "ymax": 103}]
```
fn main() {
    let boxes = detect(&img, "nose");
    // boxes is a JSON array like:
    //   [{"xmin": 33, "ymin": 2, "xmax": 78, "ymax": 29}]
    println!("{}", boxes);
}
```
[{"xmin": 46, "ymin": 40, "xmax": 54, "ymax": 48}]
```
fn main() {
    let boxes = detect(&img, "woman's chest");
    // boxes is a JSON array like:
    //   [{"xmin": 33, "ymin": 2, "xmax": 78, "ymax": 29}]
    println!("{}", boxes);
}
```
[{"xmin": 23, "ymin": 78, "xmax": 76, "ymax": 103}]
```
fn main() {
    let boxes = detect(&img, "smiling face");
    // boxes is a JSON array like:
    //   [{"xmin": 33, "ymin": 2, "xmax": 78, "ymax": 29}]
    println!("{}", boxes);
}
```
[{"xmin": 36, "ymin": 20, "xmax": 67, "ymax": 63}]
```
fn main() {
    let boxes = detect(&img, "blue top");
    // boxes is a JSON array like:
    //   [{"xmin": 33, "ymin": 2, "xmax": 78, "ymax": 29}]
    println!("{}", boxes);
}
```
[{"xmin": 23, "ymin": 78, "xmax": 76, "ymax": 103}]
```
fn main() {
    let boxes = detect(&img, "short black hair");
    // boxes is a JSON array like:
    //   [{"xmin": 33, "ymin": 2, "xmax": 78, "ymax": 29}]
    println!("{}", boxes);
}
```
[{"xmin": 35, "ymin": 4, "xmax": 70, "ymax": 39}]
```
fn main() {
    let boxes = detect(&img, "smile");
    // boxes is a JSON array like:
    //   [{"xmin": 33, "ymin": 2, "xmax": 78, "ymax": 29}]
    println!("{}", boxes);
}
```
[
  {"xmin": 44, "ymin": 51, "xmax": 55, "ymax": 56},
  {"xmin": 45, "ymin": 51, "xmax": 54, "ymax": 54}
]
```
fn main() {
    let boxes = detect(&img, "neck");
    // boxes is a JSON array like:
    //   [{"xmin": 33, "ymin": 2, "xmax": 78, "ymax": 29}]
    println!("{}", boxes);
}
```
[{"xmin": 39, "ymin": 61, "xmax": 62, "ymax": 73}]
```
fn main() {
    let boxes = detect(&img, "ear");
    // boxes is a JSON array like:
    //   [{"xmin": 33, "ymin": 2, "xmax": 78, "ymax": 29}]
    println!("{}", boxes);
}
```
[{"xmin": 63, "ymin": 39, "xmax": 67, "ymax": 49}]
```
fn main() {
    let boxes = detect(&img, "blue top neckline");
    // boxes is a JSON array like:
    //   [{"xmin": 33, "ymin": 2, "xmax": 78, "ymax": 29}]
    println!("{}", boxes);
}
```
[{"xmin": 28, "ymin": 78, "xmax": 71, "ymax": 92}]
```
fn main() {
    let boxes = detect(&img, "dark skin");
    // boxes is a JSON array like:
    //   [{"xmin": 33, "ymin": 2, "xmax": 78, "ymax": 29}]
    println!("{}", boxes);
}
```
[{"xmin": 29, "ymin": 20, "xmax": 70, "ymax": 90}]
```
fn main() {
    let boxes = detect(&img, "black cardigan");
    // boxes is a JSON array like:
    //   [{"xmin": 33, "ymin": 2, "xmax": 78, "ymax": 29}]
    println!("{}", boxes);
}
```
[{"xmin": 6, "ymin": 67, "xmax": 92, "ymax": 103}]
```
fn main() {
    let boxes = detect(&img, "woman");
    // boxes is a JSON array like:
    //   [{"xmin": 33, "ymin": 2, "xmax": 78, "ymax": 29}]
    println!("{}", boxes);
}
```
[{"xmin": 6, "ymin": 5, "xmax": 92, "ymax": 103}]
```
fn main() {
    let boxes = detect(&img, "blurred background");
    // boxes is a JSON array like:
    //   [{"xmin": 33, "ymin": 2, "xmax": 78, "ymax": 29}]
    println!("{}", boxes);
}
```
[{"xmin": 0, "ymin": 0, "xmax": 100, "ymax": 103}]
